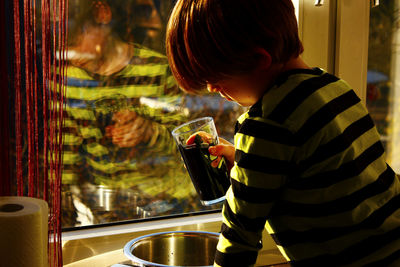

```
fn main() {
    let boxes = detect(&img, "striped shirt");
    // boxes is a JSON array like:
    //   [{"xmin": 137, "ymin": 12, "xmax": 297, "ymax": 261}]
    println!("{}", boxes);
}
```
[
  {"xmin": 56, "ymin": 44, "xmax": 194, "ymax": 199},
  {"xmin": 215, "ymin": 68, "xmax": 400, "ymax": 266}
]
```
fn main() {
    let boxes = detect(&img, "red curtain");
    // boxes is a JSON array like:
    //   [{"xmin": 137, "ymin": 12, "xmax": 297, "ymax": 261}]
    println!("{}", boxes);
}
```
[
  {"xmin": 0, "ymin": 1, "xmax": 11, "ymax": 197},
  {"xmin": 1, "ymin": 0, "xmax": 68, "ymax": 266}
]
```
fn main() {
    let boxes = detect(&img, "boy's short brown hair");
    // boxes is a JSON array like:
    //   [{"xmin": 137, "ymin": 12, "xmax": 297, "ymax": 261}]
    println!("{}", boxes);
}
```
[{"xmin": 166, "ymin": 0, "xmax": 304, "ymax": 93}]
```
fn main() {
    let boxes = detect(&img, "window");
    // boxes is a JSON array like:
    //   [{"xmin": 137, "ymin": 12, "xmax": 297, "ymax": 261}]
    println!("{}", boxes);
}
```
[
  {"xmin": 61, "ymin": 0, "xmax": 246, "ymax": 228},
  {"xmin": 366, "ymin": 0, "xmax": 400, "ymax": 173}
]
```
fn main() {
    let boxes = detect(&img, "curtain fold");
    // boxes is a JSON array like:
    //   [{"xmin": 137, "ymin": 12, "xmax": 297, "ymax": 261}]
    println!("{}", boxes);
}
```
[{"xmin": 1, "ymin": 0, "xmax": 68, "ymax": 266}]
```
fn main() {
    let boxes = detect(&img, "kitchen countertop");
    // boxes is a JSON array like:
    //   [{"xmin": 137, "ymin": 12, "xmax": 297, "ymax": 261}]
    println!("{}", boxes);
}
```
[{"xmin": 62, "ymin": 213, "xmax": 288, "ymax": 267}]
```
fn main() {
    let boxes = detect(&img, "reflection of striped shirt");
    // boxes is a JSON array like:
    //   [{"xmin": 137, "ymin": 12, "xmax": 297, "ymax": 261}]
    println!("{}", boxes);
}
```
[
  {"xmin": 215, "ymin": 68, "xmax": 400, "ymax": 266},
  {"xmin": 56, "ymin": 45, "xmax": 192, "ymax": 198}
]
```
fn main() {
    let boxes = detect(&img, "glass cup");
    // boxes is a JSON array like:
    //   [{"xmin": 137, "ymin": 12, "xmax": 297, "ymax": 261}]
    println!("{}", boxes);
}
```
[{"xmin": 171, "ymin": 117, "xmax": 230, "ymax": 206}]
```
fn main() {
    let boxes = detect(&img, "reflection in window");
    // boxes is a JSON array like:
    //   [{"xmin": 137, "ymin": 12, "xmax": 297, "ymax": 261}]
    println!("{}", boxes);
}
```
[
  {"xmin": 60, "ymin": 0, "xmax": 245, "ymax": 228},
  {"xmin": 366, "ymin": 0, "xmax": 400, "ymax": 173}
]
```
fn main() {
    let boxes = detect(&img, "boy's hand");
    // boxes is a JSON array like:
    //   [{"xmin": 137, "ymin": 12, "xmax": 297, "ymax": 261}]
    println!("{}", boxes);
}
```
[
  {"xmin": 105, "ymin": 110, "xmax": 153, "ymax": 148},
  {"xmin": 185, "ymin": 131, "xmax": 235, "ymax": 172},
  {"xmin": 208, "ymin": 137, "xmax": 235, "ymax": 171}
]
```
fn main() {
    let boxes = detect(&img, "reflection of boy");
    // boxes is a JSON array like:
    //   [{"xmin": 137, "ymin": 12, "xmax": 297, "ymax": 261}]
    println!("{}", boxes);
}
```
[
  {"xmin": 61, "ymin": 44, "xmax": 186, "ymax": 187},
  {"xmin": 166, "ymin": 1, "xmax": 400, "ymax": 266},
  {"xmin": 58, "ymin": 0, "xmax": 195, "ymax": 226}
]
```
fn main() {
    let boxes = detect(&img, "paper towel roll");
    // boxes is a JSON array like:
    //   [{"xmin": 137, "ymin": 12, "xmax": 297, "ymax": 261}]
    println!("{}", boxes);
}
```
[{"xmin": 0, "ymin": 196, "xmax": 49, "ymax": 267}]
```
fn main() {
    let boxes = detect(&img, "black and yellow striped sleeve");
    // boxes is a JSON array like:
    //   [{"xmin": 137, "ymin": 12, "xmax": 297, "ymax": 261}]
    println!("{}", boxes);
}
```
[
  {"xmin": 215, "ymin": 110, "xmax": 296, "ymax": 266},
  {"xmin": 49, "ymin": 79, "xmax": 86, "ymax": 185}
]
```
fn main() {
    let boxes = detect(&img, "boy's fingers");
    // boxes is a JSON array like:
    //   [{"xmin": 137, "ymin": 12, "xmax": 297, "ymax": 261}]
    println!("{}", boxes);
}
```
[
  {"xmin": 211, "ymin": 157, "xmax": 221, "ymax": 168},
  {"xmin": 186, "ymin": 131, "xmax": 213, "ymax": 145},
  {"xmin": 209, "ymin": 144, "xmax": 235, "ymax": 169},
  {"xmin": 209, "ymin": 144, "xmax": 233, "ymax": 157}
]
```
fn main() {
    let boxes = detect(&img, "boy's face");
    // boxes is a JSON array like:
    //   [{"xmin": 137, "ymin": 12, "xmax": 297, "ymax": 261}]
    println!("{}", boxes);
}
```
[
  {"xmin": 207, "ymin": 68, "xmax": 273, "ymax": 107},
  {"xmin": 207, "ymin": 79, "xmax": 258, "ymax": 107}
]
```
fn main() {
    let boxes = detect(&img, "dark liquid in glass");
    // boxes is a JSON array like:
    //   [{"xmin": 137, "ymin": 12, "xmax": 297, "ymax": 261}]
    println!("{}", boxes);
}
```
[{"xmin": 178, "ymin": 142, "xmax": 230, "ymax": 203}]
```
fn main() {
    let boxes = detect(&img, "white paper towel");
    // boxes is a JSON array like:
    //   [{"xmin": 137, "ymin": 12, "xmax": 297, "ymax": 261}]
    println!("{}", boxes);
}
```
[{"xmin": 0, "ymin": 196, "xmax": 49, "ymax": 267}]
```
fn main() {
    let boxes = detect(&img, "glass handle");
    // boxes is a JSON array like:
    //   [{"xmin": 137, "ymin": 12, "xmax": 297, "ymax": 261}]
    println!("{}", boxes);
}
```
[
  {"xmin": 314, "ymin": 0, "xmax": 324, "ymax": 7},
  {"xmin": 371, "ymin": 0, "xmax": 380, "ymax": 8}
]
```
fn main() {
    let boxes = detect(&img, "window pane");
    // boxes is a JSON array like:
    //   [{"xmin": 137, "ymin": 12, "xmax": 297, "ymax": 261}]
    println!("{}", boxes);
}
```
[
  {"xmin": 61, "ymin": 0, "xmax": 246, "ymax": 228},
  {"xmin": 367, "ymin": 0, "xmax": 400, "ymax": 173}
]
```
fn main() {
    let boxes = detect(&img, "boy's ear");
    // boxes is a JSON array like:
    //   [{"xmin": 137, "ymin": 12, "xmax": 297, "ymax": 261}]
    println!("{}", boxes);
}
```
[{"xmin": 254, "ymin": 47, "xmax": 272, "ymax": 70}]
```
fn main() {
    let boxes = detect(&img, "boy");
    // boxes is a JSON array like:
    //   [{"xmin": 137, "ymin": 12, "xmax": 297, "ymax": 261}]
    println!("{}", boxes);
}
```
[{"xmin": 166, "ymin": 0, "xmax": 400, "ymax": 266}]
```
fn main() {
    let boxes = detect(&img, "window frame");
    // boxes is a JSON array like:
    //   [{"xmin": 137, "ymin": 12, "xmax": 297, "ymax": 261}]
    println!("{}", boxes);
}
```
[{"xmin": 334, "ymin": 0, "xmax": 370, "ymax": 102}]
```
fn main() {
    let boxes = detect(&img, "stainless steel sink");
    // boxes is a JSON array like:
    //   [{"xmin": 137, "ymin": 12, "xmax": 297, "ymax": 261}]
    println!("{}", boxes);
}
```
[{"xmin": 115, "ymin": 231, "xmax": 220, "ymax": 267}]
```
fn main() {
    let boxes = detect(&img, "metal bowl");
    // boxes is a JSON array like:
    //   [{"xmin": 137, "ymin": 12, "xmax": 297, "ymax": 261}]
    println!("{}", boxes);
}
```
[{"xmin": 123, "ymin": 231, "xmax": 220, "ymax": 267}]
